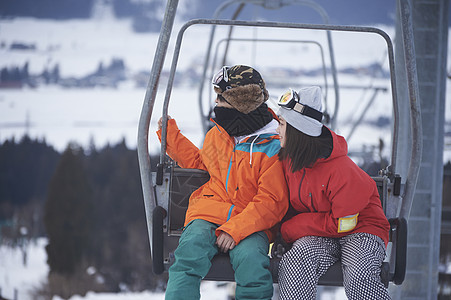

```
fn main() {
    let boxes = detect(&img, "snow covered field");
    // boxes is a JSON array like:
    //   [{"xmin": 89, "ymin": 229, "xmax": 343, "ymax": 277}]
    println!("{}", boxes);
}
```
[
  {"xmin": 3, "ymin": 16, "xmax": 448, "ymax": 160},
  {"xmin": 0, "ymin": 238, "xmax": 348, "ymax": 300},
  {"xmin": 0, "ymin": 14, "xmax": 450, "ymax": 300},
  {"xmin": 0, "ymin": 238, "xmax": 228, "ymax": 300},
  {"xmin": 0, "ymin": 239, "xmax": 49, "ymax": 300}
]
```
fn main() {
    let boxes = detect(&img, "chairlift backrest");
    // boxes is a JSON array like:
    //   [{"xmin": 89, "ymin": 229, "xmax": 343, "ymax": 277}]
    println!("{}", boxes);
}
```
[{"xmin": 151, "ymin": 166, "xmax": 406, "ymax": 286}]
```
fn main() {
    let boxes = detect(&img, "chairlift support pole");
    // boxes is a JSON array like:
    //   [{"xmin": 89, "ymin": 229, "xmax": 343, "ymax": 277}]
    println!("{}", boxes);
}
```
[
  {"xmin": 220, "ymin": 4, "xmax": 245, "ymax": 67},
  {"xmin": 398, "ymin": 0, "xmax": 422, "ymax": 221},
  {"xmin": 137, "ymin": 0, "xmax": 179, "ymax": 259}
]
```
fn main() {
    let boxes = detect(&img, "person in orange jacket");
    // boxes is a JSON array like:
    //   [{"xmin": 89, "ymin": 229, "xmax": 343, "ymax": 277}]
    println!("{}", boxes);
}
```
[
  {"xmin": 275, "ymin": 86, "xmax": 391, "ymax": 299},
  {"xmin": 157, "ymin": 65, "xmax": 288, "ymax": 300}
]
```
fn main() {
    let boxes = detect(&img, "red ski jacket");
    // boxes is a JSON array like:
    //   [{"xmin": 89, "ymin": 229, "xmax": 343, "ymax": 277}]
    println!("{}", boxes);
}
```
[{"xmin": 280, "ymin": 127, "xmax": 390, "ymax": 246}]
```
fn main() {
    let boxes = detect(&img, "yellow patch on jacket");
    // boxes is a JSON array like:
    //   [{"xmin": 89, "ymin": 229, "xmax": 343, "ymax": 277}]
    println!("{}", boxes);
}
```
[{"xmin": 338, "ymin": 213, "xmax": 359, "ymax": 233}]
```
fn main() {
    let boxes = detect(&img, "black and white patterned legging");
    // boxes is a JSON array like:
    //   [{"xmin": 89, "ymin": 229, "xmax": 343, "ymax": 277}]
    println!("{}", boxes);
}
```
[{"xmin": 278, "ymin": 233, "xmax": 391, "ymax": 300}]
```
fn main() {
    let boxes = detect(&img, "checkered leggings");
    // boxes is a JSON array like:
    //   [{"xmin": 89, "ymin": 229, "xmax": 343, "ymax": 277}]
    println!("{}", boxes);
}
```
[{"xmin": 278, "ymin": 233, "xmax": 391, "ymax": 300}]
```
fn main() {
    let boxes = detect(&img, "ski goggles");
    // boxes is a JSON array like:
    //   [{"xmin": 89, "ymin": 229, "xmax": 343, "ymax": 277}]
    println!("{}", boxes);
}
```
[
  {"xmin": 278, "ymin": 88, "xmax": 323, "ymax": 122},
  {"xmin": 212, "ymin": 66, "xmax": 231, "ymax": 93}
]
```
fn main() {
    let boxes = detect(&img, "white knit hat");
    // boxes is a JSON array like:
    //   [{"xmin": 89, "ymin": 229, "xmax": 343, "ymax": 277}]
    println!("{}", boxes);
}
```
[{"xmin": 277, "ymin": 86, "xmax": 323, "ymax": 137}]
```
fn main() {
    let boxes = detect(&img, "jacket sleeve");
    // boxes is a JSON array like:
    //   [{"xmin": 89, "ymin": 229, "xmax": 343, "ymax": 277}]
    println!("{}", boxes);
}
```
[
  {"xmin": 328, "ymin": 159, "xmax": 373, "ymax": 218},
  {"xmin": 217, "ymin": 154, "xmax": 289, "ymax": 245},
  {"xmin": 281, "ymin": 212, "xmax": 337, "ymax": 243},
  {"xmin": 156, "ymin": 119, "xmax": 207, "ymax": 170}
]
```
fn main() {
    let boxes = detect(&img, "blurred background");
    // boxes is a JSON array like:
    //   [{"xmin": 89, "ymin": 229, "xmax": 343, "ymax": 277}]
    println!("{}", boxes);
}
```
[{"xmin": 0, "ymin": 1, "xmax": 450, "ymax": 299}]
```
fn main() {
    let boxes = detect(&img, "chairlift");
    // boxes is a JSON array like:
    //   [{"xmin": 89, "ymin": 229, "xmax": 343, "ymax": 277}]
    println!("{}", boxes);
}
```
[{"xmin": 137, "ymin": 0, "xmax": 422, "ymax": 289}]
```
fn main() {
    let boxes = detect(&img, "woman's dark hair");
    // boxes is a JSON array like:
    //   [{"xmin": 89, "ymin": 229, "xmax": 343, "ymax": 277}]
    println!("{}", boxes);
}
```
[{"xmin": 279, "ymin": 124, "xmax": 333, "ymax": 173}]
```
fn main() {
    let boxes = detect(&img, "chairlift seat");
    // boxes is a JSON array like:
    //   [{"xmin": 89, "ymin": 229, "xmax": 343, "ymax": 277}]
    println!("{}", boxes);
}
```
[{"xmin": 151, "ymin": 167, "xmax": 407, "ymax": 287}]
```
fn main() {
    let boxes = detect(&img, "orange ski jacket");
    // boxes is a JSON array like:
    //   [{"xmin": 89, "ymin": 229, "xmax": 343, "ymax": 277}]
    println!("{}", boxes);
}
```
[{"xmin": 157, "ymin": 118, "xmax": 289, "ymax": 245}]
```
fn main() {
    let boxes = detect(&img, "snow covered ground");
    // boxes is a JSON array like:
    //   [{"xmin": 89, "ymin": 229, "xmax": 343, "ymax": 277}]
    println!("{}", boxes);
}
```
[
  {"xmin": 0, "ymin": 238, "xmax": 227, "ymax": 300},
  {"xmin": 0, "ymin": 238, "xmax": 49, "ymax": 300},
  {"xmin": 0, "ymin": 14, "xmax": 450, "ymax": 300},
  {"xmin": 0, "ymin": 238, "xmax": 348, "ymax": 300}
]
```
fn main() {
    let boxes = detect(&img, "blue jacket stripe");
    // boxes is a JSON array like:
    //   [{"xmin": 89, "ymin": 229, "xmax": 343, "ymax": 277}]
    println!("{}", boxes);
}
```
[
  {"xmin": 225, "ymin": 153, "xmax": 233, "ymax": 190},
  {"xmin": 227, "ymin": 205, "xmax": 235, "ymax": 221},
  {"xmin": 235, "ymin": 138, "xmax": 281, "ymax": 158}
]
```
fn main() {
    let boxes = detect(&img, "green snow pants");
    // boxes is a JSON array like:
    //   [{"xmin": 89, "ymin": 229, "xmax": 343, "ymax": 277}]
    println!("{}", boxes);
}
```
[{"xmin": 164, "ymin": 219, "xmax": 273, "ymax": 300}]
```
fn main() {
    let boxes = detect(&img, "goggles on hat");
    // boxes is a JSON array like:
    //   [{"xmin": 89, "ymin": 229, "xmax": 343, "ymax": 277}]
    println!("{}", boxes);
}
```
[
  {"xmin": 212, "ymin": 66, "xmax": 231, "ymax": 93},
  {"xmin": 278, "ymin": 88, "xmax": 323, "ymax": 122}
]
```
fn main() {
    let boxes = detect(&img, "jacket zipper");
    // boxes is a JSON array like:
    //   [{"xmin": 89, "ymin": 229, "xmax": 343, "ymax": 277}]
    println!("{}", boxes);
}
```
[
  {"xmin": 225, "ymin": 148, "xmax": 235, "ymax": 192},
  {"xmin": 310, "ymin": 192, "xmax": 317, "ymax": 211},
  {"xmin": 297, "ymin": 169, "xmax": 310, "ymax": 212}
]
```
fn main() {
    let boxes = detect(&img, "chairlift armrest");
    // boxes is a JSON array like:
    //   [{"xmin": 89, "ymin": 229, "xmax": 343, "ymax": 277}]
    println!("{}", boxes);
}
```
[
  {"xmin": 389, "ymin": 217, "xmax": 408, "ymax": 285},
  {"xmin": 152, "ymin": 206, "xmax": 167, "ymax": 274},
  {"xmin": 156, "ymin": 163, "xmax": 164, "ymax": 185},
  {"xmin": 393, "ymin": 174, "xmax": 401, "ymax": 196}
]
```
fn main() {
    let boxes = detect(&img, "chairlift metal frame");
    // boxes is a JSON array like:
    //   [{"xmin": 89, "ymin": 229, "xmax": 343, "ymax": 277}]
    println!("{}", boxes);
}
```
[
  {"xmin": 198, "ymin": 0, "xmax": 340, "ymax": 133},
  {"xmin": 137, "ymin": 0, "xmax": 422, "ymax": 289},
  {"xmin": 207, "ymin": 37, "xmax": 329, "ymax": 120}
]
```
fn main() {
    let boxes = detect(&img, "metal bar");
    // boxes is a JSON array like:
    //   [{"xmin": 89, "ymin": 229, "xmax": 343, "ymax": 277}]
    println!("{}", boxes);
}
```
[
  {"xmin": 160, "ymin": 19, "xmax": 399, "ymax": 168},
  {"xmin": 211, "ymin": 38, "xmax": 329, "ymax": 111},
  {"xmin": 346, "ymin": 87, "xmax": 387, "ymax": 142},
  {"xmin": 197, "ymin": 0, "xmax": 266, "ymax": 132},
  {"xmin": 137, "ymin": 0, "xmax": 179, "ymax": 258},
  {"xmin": 198, "ymin": 0, "xmax": 340, "ymax": 134},
  {"xmin": 398, "ymin": 0, "xmax": 423, "ymax": 221},
  {"xmin": 221, "ymin": 3, "xmax": 246, "ymax": 67},
  {"xmin": 291, "ymin": 0, "xmax": 340, "ymax": 130},
  {"xmin": 197, "ymin": 0, "xmax": 241, "ymax": 134}
]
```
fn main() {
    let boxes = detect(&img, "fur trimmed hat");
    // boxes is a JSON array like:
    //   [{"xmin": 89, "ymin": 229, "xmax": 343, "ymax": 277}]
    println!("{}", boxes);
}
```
[{"xmin": 213, "ymin": 65, "xmax": 269, "ymax": 114}]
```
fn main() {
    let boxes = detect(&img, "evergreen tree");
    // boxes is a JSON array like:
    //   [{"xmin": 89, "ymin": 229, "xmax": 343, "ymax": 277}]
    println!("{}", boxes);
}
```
[
  {"xmin": 84, "ymin": 139, "xmax": 157, "ymax": 290},
  {"xmin": 0, "ymin": 67, "xmax": 9, "ymax": 82},
  {"xmin": 0, "ymin": 136, "xmax": 59, "ymax": 207},
  {"xmin": 10, "ymin": 67, "xmax": 20, "ymax": 81},
  {"xmin": 96, "ymin": 62, "xmax": 104, "ymax": 76},
  {"xmin": 51, "ymin": 64, "xmax": 60, "ymax": 83},
  {"xmin": 21, "ymin": 61, "xmax": 29, "ymax": 82},
  {"xmin": 41, "ymin": 68, "xmax": 51, "ymax": 84},
  {"xmin": 44, "ymin": 144, "xmax": 94, "ymax": 274}
]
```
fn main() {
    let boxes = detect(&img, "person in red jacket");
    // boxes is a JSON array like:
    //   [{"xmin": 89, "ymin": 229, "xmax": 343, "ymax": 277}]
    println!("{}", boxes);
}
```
[
  {"xmin": 157, "ymin": 65, "xmax": 288, "ymax": 300},
  {"xmin": 275, "ymin": 86, "xmax": 391, "ymax": 299}
]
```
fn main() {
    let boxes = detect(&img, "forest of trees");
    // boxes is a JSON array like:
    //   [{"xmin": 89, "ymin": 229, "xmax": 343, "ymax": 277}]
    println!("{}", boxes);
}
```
[
  {"xmin": 0, "ymin": 136, "xmax": 164, "ymax": 299},
  {"xmin": 0, "ymin": 62, "xmax": 60, "ymax": 88}
]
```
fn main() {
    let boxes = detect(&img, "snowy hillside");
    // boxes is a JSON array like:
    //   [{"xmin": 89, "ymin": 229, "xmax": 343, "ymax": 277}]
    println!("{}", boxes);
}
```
[{"xmin": 1, "ymin": 17, "xmax": 450, "ymax": 161}]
